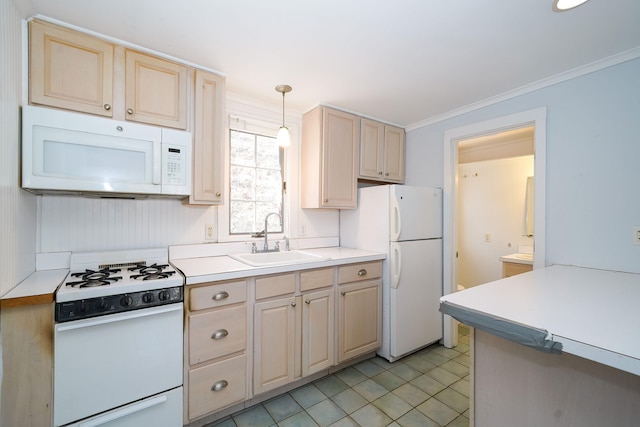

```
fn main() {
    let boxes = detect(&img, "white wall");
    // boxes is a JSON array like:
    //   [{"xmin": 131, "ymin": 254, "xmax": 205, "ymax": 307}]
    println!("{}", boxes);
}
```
[
  {"xmin": 457, "ymin": 156, "xmax": 534, "ymax": 287},
  {"xmin": 0, "ymin": 0, "xmax": 38, "ymax": 415},
  {"xmin": 405, "ymin": 57, "xmax": 640, "ymax": 274}
]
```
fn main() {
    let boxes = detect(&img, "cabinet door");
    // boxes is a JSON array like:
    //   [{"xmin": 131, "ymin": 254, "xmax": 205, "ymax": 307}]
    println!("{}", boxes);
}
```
[
  {"xmin": 302, "ymin": 289, "xmax": 334, "ymax": 377},
  {"xmin": 338, "ymin": 279, "xmax": 382, "ymax": 363},
  {"xmin": 383, "ymin": 125, "xmax": 405, "ymax": 182},
  {"xmin": 321, "ymin": 108, "xmax": 358, "ymax": 208},
  {"xmin": 254, "ymin": 296, "xmax": 297, "ymax": 394},
  {"xmin": 190, "ymin": 70, "xmax": 225, "ymax": 205},
  {"xmin": 359, "ymin": 119, "xmax": 384, "ymax": 180},
  {"xmin": 125, "ymin": 50, "xmax": 188, "ymax": 129},
  {"xmin": 29, "ymin": 20, "xmax": 114, "ymax": 117}
]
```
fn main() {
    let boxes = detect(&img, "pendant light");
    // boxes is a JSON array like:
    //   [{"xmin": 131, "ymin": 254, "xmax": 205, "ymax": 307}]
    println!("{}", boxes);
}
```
[
  {"xmin": 275, "ymin": 85, "xmax": 292, "ymax": 147},
  {"xmin": 552, "ymin": 0, "xmax": 590, "ymax": 12}
]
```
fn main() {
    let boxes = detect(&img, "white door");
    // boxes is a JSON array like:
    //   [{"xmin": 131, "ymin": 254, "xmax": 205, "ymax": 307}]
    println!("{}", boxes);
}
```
[
  {"xmin": 390, "ymin": 186, "xmax": 442, "ymax": 241},
  {"xmin": 389, "ymin": 239, "xmax": 443, "ymax": 358}
]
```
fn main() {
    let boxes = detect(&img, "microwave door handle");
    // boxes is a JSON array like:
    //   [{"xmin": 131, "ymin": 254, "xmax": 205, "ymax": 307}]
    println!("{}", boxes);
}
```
[{"xmin": 153, "ymin": 140, "xmax": 161, "ymax": 184}]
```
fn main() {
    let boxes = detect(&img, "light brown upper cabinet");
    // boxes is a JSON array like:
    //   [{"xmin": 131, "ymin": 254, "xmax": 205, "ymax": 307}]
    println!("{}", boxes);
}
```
[
  {"xmin": 124, "ymin": 50, "xmax": 189, "ymax": 129},
  {"xmin": 189, "ymin": 70, "xmax": 226, "ymax": 205},
  {"xmin": 359, "ymin": 118, "xmax": 405, "ymax": 183},
  {"xmin": 301, "ymin": 106, "xmax": 359, "ymax": 209},
  {"xmin": 29, "ymin": 20, "xmax": 189, "ymax": 130},
  {"xmin": 29, "ymin": 20, "xmax": 114, "ymax": 117}
]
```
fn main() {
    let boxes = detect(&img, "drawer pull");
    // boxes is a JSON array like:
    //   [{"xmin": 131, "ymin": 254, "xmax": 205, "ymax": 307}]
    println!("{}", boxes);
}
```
[
  {"xmin": 211, "ymin": 329, "xmax": 229, "ymax": 340},
  {"xmin": 211, "ymin": 380, "xmax": 228, "ymax": 392},
  {"xmin": 212, "ymin": 291, "xmax": 229, "ymax": 301},
  {"xmin": 357, "ymin": 269, "xmax": 367, "ymax": 276}
]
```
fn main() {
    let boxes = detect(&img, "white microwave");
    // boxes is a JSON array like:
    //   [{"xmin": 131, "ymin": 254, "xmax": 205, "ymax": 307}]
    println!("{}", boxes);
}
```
[{"xmin": 22, "ymin": 105, "xmax": 192, "ymax": 198}]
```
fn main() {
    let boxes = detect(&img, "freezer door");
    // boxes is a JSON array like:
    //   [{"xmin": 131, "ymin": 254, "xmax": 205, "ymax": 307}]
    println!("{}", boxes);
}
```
[
  {"xmin": 389, "ymin": 239, "xmax": 442, "ymax": 358},
  {"xmin": 390, "ymin": 186, "xmax": 442, "ymax": 241}
]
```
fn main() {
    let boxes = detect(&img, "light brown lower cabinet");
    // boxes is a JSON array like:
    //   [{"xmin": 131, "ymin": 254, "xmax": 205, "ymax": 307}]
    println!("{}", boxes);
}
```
[
  {"xmin": 184, "ymin": 279, "xmax": 248, "ymax": 423},
  {"xmin": 502, "ymin": 261, "xmax": 533, "ymax": 278},
  {"xmin": 337, "ymin": 279, "xmax": 382, "ymax": 362},
  {"xmin": 185, "ymin": 261, "xmax": 381, "ymax": 423}
]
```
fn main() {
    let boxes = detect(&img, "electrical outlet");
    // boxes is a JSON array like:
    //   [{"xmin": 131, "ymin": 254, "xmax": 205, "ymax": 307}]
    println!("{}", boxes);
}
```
[
  {"xmin": 633, "ymin": 226, "xmax": 640, "ymax": 245},
  {"xmin": 300, "ymin": 224, "xmax": 307, "ymax": 236},
  {"xmin": 205, "ymin": 224, "xmax": 215, "ymax": 240}
]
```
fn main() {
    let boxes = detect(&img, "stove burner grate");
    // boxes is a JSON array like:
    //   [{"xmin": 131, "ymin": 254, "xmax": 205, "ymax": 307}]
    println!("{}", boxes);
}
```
[
  {"xmin": 66, "ymin": 268, "xmax": 123, "ymax": 288},
  {"xmin": 128, "ymin": 263, "xmax": 176, "ymax": 281}
]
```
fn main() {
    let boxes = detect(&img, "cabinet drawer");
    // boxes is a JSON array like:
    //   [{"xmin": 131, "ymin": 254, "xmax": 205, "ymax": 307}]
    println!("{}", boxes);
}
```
[
  {"xmin": 189, "ymin": 305, "xmax": 246, "ymax": 365},
  {"xmin": 300, "ymin": 267, "xmax": 335, "ymax": 292},
  {"xmin": 338, "ymin": 261, "xmax": 382, "ymax": 284},
  {"xmin": 188, "ymin": 354, "xmax": 246, "ymax": 420},
  {"xmin": 255, "ymin": 273, "xmax": 295, "ymax": 300},
  {"xmin": 190, "ymin": 280, "xmax": 247, "ymax": 311}
]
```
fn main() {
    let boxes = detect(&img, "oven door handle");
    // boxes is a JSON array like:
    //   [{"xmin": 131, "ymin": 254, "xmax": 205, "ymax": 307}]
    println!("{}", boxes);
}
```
[
  {"xmin": 56, "ymin": 304, "xmax": 182, "ymax": 332},
  {"xmin": 77, "ymin": 393, "xmax": 168, "ymax": 427}
]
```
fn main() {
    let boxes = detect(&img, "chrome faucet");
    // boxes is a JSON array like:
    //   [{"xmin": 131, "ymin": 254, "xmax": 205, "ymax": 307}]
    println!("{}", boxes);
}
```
[{"xmin": 251, "ymin": 212, "xmax": 283, "ymax": 252}]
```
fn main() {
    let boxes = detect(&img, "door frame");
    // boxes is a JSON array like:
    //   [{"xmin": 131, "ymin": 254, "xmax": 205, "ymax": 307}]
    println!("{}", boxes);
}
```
[{"xmin": 442, "ymin": 107, "xmax": 547, "ymax": 348}]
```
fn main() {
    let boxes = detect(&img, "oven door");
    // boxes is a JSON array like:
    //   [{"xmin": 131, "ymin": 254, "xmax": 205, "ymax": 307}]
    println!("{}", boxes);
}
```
[{"xmin": 54, "ymin": 304, "xmax": 183, "ymax": 427}]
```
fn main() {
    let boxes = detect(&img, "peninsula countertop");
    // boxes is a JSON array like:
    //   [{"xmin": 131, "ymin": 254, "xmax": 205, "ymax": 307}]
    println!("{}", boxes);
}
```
[
  {"xmin": 440, "ymin": 264, "xmax": 640, "ymax": 376},
  {"xmin": 170, "ymin": 246, "xmax": 386, "ymax": 285}
]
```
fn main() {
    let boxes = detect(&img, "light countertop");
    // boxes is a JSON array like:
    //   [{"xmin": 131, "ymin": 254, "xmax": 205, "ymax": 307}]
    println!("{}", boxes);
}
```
[
  {"xmin": 441, "ymin": 265, "xmax": 640, "ymax": 376},
  {"xmin": 0, "ymin": 268, "xmax": 68, "ymax": 308},
  {"xmin": 171, "ymin": 247, "xmax": 385, "ymax": 285},
  {"xmin": 499, "ymin": 253, "xmax": 534, "ymax": 265}
]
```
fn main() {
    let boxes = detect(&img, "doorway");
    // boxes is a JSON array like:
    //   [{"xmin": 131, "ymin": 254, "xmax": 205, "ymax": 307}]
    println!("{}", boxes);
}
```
[{"xmin": 442, "ymin": 107, "xmax": 547, "ymax": 348}]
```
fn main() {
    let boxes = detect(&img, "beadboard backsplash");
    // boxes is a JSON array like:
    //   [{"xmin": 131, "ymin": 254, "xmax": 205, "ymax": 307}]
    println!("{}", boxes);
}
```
[{"xmin": 38, "ymin": 195, "xmax": 216, "ymax": 253}]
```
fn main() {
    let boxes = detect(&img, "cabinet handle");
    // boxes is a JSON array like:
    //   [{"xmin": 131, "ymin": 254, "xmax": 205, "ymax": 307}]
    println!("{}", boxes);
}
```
[
  {"xmin": 116, "ymin": 126, "xmax": 123, "ymax": 132},
  {"xmin": 212, "ymin": 291, "xmax": 229, "ymax": 301},
  {"xmin": 323, "ymin": 199, "xmax": 329, "ymax": 203},
  {"xmin": 385, "ymin": 173, "xmax": 390, "ymax": 176},
  {"xmin": 305, "ymin": 299, "xmax": 310, "ymax": 304},
  {"xmin": 127, "ymin": 108, "xmax": 134, "ymax": 115},
  {"xmin": 211, "ymin": 329, "xmax": 229, "ymax": 340},
  {"xmin": 357, "ymin": 269, "xmax": 367, "ymax": 276},
  {"xmin": 378, "ymin": 171, "xmax": 383, "ymax": 175},
  {"xmin": 291, "ymin": 302, "xmax": 296, "ymax": 307},
  {"xmin": 211, "ymin": 380, "xmax": 228, "ymax": 392},
  {"xmin": 104, "ymin": 104, "xmax": 111, "ymax": 111},
  {"xmin": 340, "ymin": 291, "xmax": 346, "ymax": 296},
  {"xmin": 216, "ymin": 192, "xmax": 221, "ymax": 197}
]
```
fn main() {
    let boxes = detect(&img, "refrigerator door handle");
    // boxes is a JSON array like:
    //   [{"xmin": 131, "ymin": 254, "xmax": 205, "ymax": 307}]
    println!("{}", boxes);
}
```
[
  {"xmin": 391, "ymin": 243, "xmax": 401, "ymax": 288},
  {"xmin": 391, "ymin": 199, "xmax": 401, "ymax": 241}
]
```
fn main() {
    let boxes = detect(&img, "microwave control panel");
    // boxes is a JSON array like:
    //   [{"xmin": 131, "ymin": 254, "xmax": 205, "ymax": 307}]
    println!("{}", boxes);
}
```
[{"xmin": 164, "ymin": 145, "xmax": 186, "ymax": 185}]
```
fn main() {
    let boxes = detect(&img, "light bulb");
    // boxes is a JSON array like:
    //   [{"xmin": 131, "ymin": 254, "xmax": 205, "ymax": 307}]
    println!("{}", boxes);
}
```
[
  {"xmin": 277, "ymin": 126, "xmax": 290, "ymax": 147},
  {"xmin": 553, "ymin": 0, "xmax": 590, "ymax": 12}
]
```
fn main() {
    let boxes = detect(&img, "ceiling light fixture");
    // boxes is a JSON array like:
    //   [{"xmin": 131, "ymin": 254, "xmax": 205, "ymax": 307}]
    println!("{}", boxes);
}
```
[
  {"xmin": 552, "ymin": 0, "xmax": 590, "ymax": 12},
  {"xmin": 275, "ymin": 84, "xmax": 292, "ymax": 147}
]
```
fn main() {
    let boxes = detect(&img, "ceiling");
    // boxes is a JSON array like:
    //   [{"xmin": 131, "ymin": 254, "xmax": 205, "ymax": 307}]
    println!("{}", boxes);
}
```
[{"xmin": 16, "ymin": 0, "xmax": 640, "ymax": 128}]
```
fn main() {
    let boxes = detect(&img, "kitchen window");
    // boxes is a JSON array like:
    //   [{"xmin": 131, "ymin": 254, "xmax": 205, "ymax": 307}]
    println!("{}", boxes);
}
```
[{"xmin": 229, "ymin": 129, "xmax": 284, "ymax": 235}]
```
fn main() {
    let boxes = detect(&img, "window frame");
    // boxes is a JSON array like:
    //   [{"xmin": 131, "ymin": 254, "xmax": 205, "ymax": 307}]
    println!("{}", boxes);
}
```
[
  {"xmin": 228, "ymin": 128, "xmax": 284, "ymax": 236},
  {"xmin": 218, "ymin": 110, "xmax": 293, "ymax": 244}
]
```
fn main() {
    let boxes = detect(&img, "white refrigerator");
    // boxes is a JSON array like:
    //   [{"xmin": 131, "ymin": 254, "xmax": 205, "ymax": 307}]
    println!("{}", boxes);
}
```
[{"xmin": 340, "ymin": 185, "xmax": 442, "ymax": 362}]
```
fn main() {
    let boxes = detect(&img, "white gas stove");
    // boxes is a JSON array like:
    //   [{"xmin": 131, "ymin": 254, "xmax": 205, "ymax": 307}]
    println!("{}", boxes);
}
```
[
  {"xmin": 54, "ymin": 247, "xmax": 184, "ymax": 426},
  {"xmin": 56, "ymin": 247, "xmax": 184, "ymax": 322}
]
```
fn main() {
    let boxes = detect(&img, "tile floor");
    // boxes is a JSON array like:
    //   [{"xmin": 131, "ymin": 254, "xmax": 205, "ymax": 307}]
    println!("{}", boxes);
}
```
[{"xmin": 206, "ymin": 325, "xmax": 471, "ymax": 427}]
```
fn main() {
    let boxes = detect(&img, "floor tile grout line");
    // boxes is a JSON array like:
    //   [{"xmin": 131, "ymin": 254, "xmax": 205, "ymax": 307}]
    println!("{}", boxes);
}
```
[{"xmin": 208, "ymin": 325, "xmax": 471, "ymax": 427}]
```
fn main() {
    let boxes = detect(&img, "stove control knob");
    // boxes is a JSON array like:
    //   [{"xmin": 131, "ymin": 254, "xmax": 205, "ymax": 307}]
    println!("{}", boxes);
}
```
[
  {"xmin": 142, "ymin": 293, "xmax": 155, "ymax": 303},
  {"xmin": 120, "ymin": 296, "xmax": 133, "ymax": 307},
  {"xmin": 77, "ymin": 301, "xmax": 87, "ymax": 313},
  {"xmin": 158, "ymin": 290, "xmax": 171, "ymax": 301},
  {"xmin": 97, "ymin": 298, "xmax": 108, "ymax": 310}
]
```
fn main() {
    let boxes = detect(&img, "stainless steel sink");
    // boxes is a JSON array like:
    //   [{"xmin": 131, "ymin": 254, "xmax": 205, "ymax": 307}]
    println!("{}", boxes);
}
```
[{"xmin": 229, "ymin": 250, "xmax": 329, "ymax": 267}]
